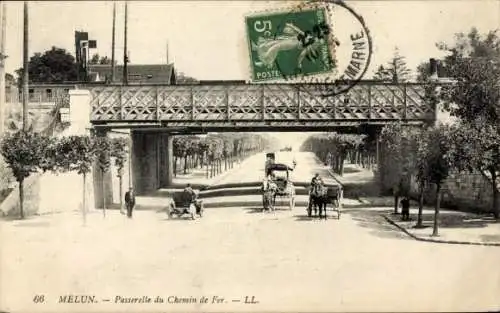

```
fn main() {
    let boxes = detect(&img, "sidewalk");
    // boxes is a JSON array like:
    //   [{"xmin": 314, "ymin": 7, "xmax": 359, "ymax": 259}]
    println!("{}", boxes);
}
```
[
  {"xmin": 322, "ymin": 162, "xmax": 500, "ymax": 246},
  {"xmin": 383, "ymin": 206, "xmax": 500, "ymax": 246},
  {"xmin": 170, "ymin": 159, "xmax": 246, "ymax": 188}
]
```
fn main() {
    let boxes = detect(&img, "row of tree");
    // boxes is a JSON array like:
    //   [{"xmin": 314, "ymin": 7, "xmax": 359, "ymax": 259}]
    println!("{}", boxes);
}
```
[
  {"xmin": 304, "ymin": 28, "xmax": 500, "ymax": 235},
  {"xmin": 0, "ymin": 131, "xmax": 128, "ymax": 220},
  {"xmin": 173, "ymin": 133, "xmax": 275, "ymax": 178},
  {"xmin": 300, "ymin": 133, "xmax": 373, "ymax": 176}
]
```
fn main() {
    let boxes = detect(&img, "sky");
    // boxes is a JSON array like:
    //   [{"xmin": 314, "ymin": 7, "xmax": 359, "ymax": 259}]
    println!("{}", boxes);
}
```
[
  {"xmin": 3, "ymin": 0, "xmax": 499, "ymax": 78},
  {"xmin": 2, "ymin": 0, "xmax": 499, "ymax": 147}
]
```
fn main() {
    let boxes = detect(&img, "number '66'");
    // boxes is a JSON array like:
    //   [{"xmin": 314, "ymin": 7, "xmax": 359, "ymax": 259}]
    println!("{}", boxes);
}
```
[{"xmin": 254, "ymin": 20, "xmax": 272, "ymax": 34}]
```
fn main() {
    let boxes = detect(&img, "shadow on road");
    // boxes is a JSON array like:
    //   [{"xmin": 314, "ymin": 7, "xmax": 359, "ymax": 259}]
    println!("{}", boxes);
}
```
[
  {"xmin": 346, "ymin": 209, "xmax": 413, "ymax": 241},
  {"xmin": 244, "ymin": 207, "xmax": 264, "ymax": 214},
  {"xmin": 406, "ymin": 212, "xmax": 498, "ymax": 229},
  {"xmin": 293, "ymin": 213, "xmax": 340, "ymax": 221}
]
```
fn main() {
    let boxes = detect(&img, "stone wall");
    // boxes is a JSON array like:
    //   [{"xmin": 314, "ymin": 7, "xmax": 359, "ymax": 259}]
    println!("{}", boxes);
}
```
[{"xmin": 408, "ymin": 171, "xmax": 494, "ymax": 213}]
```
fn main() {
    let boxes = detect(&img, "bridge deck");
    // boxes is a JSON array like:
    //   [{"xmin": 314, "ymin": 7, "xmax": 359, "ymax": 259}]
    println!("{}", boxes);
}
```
[{"xmin": 88, "ymin": 82, "xmax": 435, "ymax": 128}]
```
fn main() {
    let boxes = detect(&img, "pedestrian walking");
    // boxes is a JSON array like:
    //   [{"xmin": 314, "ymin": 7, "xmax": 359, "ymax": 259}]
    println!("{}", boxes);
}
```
[
  {"xmin": 401, "ymin": 196, "xmax": 410, "ymax": 221},
  {"xmin": 124, "ymin": 187, "xmax": 136, "ymax": 218}
]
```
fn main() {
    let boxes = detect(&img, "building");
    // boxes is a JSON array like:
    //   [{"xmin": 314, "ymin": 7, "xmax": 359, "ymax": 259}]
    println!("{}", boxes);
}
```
[{"xmin": 88, "ymin": 63, "xmax": 177, "ymax": 84}]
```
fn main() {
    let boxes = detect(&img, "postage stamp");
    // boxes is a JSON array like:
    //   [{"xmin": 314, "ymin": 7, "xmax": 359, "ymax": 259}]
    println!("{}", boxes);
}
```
[
  {"xmin": 245, "ymin": 0, "xmax": 373, "ymax": 95},
  {"xmin": 245, "ymin": 6, "xmax": 337, "ymax": 82}
]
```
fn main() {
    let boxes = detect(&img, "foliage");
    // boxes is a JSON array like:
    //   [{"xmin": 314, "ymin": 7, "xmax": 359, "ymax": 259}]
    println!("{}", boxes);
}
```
[
  {"xmin": 372, "ymin": 47, "xmax": 412, "ymax": 82},
  {"xmin": 380, "ymin": 123, "xmax": 418, "ymax": 186},
  {"xmin": 301, "ymin": 132, "xmax": 369, "ymax": 175},
  {"xmin": 89, "ymin": 54, "xmax": 114, "ymax": 65},
  {"xmin": 15, "ymin": 46, "xmax": 78, "ymax": 86},
  {"xmin": 419, "ymin": 125, "xmax": 451, "ymax": 186},
  {"xmin": 93, "ymin": 136, "xmax": 112, "ymax": 173},
  {"xmin": 59, "ymin": 136, "xmax": 96, "ymax": 175},
  {"xmin": 110, "ymin": 138, "xmax": 129, "ymax": 177},
  {"xmin": 0, "ymin": 131, "xmax": 51, "ymax": 182},
  {"xmin": 433, "ymin": 28, "xmax": 500, "ymax": 218}
]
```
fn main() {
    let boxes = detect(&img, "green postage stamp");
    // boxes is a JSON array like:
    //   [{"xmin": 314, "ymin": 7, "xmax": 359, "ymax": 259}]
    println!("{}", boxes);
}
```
[{"xmin": 245, "ymin": 6, "xmax": 337, "ymax": 82}]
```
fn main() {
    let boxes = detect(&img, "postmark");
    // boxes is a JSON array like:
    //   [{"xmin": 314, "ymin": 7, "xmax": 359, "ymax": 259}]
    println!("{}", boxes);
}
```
[{"xmin": 244, "ymin": 0, "xmax": 373, "ymax": 96}]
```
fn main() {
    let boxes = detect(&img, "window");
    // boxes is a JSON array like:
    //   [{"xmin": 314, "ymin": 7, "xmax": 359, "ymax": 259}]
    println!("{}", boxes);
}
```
[
  {"xmin": 46, "ymin": 89, "xmax": 53, "ymax": 102},
  {"xmin": 28, "ymin": 88, "xmax": 35, "ymax": 101}
]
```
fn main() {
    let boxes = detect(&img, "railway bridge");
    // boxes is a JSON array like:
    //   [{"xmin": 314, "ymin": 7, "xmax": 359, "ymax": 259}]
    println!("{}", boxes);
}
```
[{"xmin": 67, "ymin": 80, "xmax": 438, "ymax": 206}]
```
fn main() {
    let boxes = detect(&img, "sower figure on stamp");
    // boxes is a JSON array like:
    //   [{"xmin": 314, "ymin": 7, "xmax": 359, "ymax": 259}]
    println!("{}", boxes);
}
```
[{"xmin": 124, "ymin": 187, "xmax": 136, "ymax": 218}]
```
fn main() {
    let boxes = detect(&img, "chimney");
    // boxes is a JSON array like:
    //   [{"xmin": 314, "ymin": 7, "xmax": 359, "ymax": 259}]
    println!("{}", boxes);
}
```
[{"xmin": 429, "ymin": 58, "xmax": 439, "ymax": 81}]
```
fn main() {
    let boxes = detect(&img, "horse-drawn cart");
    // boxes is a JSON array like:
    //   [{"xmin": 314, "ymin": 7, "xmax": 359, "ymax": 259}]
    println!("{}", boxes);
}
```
[
  {"xmin": 167, "ymin": 189, "xmax": 204, "ymax": 220},
  {"xmin": 262, "ymin": 163, "xmax": 295, "ymax": 211},
  {"xmin": 307, "ymin": 183, "xmax": 343, "ymax": 219}
]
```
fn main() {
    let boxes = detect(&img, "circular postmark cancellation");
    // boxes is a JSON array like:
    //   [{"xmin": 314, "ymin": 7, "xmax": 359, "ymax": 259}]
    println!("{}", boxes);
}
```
[{"xmin": 244, "ymin": 0, "xmax": 373, "ymax": 96}]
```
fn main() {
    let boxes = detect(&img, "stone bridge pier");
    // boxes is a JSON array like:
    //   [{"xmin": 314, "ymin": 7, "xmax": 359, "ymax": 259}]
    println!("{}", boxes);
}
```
[
  {"xmin": 68, "ymin": 90, "xmax": 176, "ymax": 210},
  {"xmin": 131, "ymin": 131, "xmax": 173, "ymax": 195}
]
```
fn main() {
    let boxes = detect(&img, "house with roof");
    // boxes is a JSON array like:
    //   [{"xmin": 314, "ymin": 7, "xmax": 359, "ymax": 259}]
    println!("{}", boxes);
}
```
[{"xmin": 88, "ymin": 63, "xmax": 177, "ymax": 84}]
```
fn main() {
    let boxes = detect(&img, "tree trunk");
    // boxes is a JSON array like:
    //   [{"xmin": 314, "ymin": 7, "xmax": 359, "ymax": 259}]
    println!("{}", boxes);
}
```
[
  {"xmin": 393, "ymin": 189, "xmax": 399, "ymax": 215},
  {"xmin": 102, "ymin": 169, "xmax": 106, "ymax": 217},
  {"xmin": 184, "ymin": 155, "xmax": 188, "ymax": 174},
  {"xmin": 491, "ymin": 173, "xmax": 499, "ymax": 219},
  {"xmin": 19, "ymin": 179, "xmax": 25, "ymax": 219},
  {"xmin": 119, "ymin": 175, "xmax": 123, "ymax": 212},
  {"xmin": 432, "ymin": 183, "xmax": 441, "ymax": 237},
  {"xmin": 82, "ymin": 173, "xmax": 87, "ymax": 225},
  {"xmin": 394, "ymin": 195, "xmax": 400, "ymax": 214},
  {"xmin": 416, "ymin": 182, "xmax": 424, "ymax": 228}
]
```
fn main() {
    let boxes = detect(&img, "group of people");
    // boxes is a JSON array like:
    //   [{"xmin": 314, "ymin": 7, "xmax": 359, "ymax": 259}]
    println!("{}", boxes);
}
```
[{"xmin": 123, "ymin": 183, "xmax": 202, "ymax": 218}]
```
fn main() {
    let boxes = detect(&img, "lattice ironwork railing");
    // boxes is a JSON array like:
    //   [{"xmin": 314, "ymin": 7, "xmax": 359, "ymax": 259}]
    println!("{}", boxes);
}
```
[{"xmin": 89, "ymin": 83, "xmax": 435, "ymax": 124}]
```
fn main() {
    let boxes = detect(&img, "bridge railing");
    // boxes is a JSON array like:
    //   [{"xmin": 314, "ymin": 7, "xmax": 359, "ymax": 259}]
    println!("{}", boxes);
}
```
[{"xmin": 88, "ymin": 83, "xmax": 435, "ymax": 123}]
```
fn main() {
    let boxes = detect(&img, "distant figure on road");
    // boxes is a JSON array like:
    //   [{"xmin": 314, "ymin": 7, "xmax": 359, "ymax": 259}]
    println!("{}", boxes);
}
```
[
  {"xmin": 124, "ymin": 187, "xmax": 136, "ymax": 218},
  {"xmin": 401, "ymin": 196, "xmax": 410, "ymax": 221},
  {"xmin": 310, "ymin": 173, "xmax": 323, "ymax": 187}
]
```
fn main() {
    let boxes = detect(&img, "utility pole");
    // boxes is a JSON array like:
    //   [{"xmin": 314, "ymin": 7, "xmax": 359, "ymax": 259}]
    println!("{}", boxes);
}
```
[
  {"xmin": 0, "ymin": 2, "xmax": 7, "ymax": 135},
  {"xmin": 111, "ymin": 2, "xmax": 116, "ymax": 82},
  {"xmin": 123, "ymin": 1, "xmax": 128, "ymax": 85},
  {"xmin": 22, "ymin": 1, "xmax": 28, "ymax": 130},
  {"xmin": 166, "ymin": 40, "xmax": 169, "ymax": 64}
]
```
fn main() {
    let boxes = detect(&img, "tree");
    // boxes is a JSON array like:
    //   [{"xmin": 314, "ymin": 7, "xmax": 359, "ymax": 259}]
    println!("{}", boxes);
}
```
[
  {"xmin": 372, "ymin": 47, "xmax": 412, "ymax": 82},
  {"xmin": 0, "ymin": 131, "xmax": 52, "ymax": 219},
  {"xmin": 373, "ymin": 65, "xmax": 392, "ymax": 81},
  {"xmin": 60, "ymin": 136, "xmax": 95, "ymax": 224},
  {"xmin": 89, "ymin": 53, "xmax": 114, "ymax": 65},
  {"xmin": 419, "ymin": 125, "xmax": 452, "ymax": 236},
  {"xmin": 379, "ymin": 123, "xmax": 418, "ymax": 214},
  {"xmin": 110, "ymin": 138, "xmax": 129, "ymax": 210},
  {"xmin": 448, "ymin": 121, "xmax": 500, "ymax": 219},
  {"xmin": 437, "ymin": 28, "xmax": 500, "ymax": 219},
  {"xmin": 15, "ymin": 46, "xmax": 78, "ymax": 86}
]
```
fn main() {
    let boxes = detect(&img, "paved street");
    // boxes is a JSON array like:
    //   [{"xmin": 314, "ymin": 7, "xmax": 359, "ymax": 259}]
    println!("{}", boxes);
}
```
[{"xmin": 1, "ymin": 152, "xmax": 499, "ymax": 312}]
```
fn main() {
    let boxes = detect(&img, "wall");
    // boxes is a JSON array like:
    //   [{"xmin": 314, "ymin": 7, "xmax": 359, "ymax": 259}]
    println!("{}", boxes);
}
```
[{"xmin": 408, "ymin": 171, "xmax": 494, "ymax": 213}]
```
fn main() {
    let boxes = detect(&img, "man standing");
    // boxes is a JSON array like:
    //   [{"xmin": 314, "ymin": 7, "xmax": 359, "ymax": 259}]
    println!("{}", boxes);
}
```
[
  {"xmin": 124, "ymin": 187, "xmax": 136, "ymax": 218},
  {"xmin": 401, "ymin": 196, "xmax": 410, "ymax": 221}
]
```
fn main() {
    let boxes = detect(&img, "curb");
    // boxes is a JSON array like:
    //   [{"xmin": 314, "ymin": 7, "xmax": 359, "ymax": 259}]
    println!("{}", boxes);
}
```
[{"xmin": 382, "ymin": 215, "xmax": 500, "ymax": 247}]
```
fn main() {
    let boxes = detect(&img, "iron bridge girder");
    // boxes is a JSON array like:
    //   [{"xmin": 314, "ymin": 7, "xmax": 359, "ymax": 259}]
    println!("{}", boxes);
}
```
[{"xmin": 87, "ymin": 82, "xmax": 436, "ymax": 127}]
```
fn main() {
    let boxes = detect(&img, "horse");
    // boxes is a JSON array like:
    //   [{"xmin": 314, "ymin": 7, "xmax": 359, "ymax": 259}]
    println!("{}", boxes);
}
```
[
  {"xmin": 262, "ymin": 179, "xmax": 278, "ymax": 212},
  {"xmin": 308, "ymin": 183, "xmax": 329, "ymax": 219}
]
